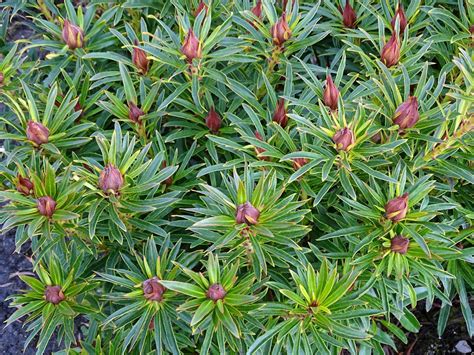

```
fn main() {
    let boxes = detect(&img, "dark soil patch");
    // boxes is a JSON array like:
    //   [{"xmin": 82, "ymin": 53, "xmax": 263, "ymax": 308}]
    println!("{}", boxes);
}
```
[
  {"xmin": 0, "ymin": 230, "xmax": 60, "ymax": 354},
  {"xmin": 393, "ymin": 301, "xmax": 473, "ymax": 354}
]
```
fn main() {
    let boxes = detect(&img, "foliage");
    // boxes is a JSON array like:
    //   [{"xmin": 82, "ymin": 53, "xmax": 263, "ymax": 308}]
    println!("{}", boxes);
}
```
[{"xmin": 0, "ymin": 0, "xmax": 472, "ymax": 354}]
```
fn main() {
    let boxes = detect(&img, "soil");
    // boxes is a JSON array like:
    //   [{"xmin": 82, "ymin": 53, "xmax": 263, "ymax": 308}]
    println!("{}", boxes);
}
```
[
  {"xmin": 0, "ymin": 230, "xmax": 59, "ymax": 354},
  {"xmin": 394, "ymin": 301, "xmax": 474, "ymax": 354}
]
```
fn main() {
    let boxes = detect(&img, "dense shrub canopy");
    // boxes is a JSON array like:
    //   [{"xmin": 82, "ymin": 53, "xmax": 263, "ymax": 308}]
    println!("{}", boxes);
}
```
[{"xmin": 0, "ymin": 0, "xmax": 473, "ymax": 354}]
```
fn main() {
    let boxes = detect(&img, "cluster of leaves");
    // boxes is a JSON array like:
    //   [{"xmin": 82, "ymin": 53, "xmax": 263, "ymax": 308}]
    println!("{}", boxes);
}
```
[{"xmin": 0, "ymin": 0, "xmax": 473, "ymax": 354}]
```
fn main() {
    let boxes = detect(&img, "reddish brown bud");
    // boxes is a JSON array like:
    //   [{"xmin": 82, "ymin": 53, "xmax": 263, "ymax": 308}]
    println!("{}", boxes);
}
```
[
  {"xmin": 74, "ymin": 101, "xmax": 82, "ymax": 113},
  {"xmin": 236, "ymin": 202, "xmax": 260, "ymax": 225},
  {"xmin": 272, "ymin": 99, "xmax": 288, "ymax": 128},
  {"xmin": 194, "ymin": 0, "xmax": 208, "ymax": 17},
  {"xmin": 26, "ymin": 121, "xmax": 49, "ymax": 146},
  {"xmin": 205, "ymin": 107, "xmax": 221, "ymax": 134},
  {"xmin": 292, "ymin": 158, "xmax": 308, "ymax": 170},
  {"xmin": 390, "ymin": 235, "xmax": 410, "ymax": 254},
  {"xmin": 37, "ymin": 196, "xmax": 57, "ymax": 218},
  {"xmin": 393, "ymin": 96, "xmax": 419, "ymax": 130},
  {"xmin": 132, "ymin": 40, "xmax": 149, "ymax": 75},
  {"xmin": 16, "ymin": 175, "xmax": 34, "ymax": 196},
  {"xmin": 98, "ymin": 163, "xmax": 124, "ymax": 194},
  {"xmin": 181, "ymin": 29, "xmax": 201, "ymax": 63},
  {"xmin": 254, "ymin": 131, "xmax": 269, "ymax": 161},
  {"xmin": 385, "ymin": 193, "xmax": 409, "ymax": 222},
  {"xmin": 271, "ymin": 12, "xmax": 292, "ymax": 46},
  {"xmin": 251, "ymin": 0, "xmax": 263, "ymax": 19},
  {"xmin": 161, "ymin": 161, "xmax": 174, "ymax": 186},
  {"xmin": 323, "ymin": 75, "xmax": 339, "ymax": 111},
  {"xmin": 206, "ymin": 283, "xmax": 226, "ymax": 301},
  {"xmin": 371, "ymin": 131, "xmax": 382, "ymax": 143},
  {"xmin": 62, "ymin": 19, "xmax": 84, "ymax": 50},
  {"xmin": 143, "ymin": 276, "xmax": 166, "ymax": 302},
  {"xmin": 128, "ymin": 102, "xmax": 145, "ymax": 124},
  {"xmin": 341, "ymin": 2, "xmax": 357, "ymax": 29},
  {"xmin": 333, "ymin": 127, "xmax": 355, "ymax": 151},
  {"xmin": 44, "ymin": 285, "xmax": 65, "ymax": 304},
  {"xmin": 391, "ymin": 3, "xmax": 407, "ymax": 33},
  {"xmin": 381, "ymin": 32, "xmax": 400, "ymax": 68}
]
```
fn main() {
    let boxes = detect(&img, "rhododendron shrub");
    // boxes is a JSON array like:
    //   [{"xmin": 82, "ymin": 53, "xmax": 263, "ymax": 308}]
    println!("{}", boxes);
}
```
[{"xmin": 0, "ymin": 0, "xmax": 472, "ymax": 354}]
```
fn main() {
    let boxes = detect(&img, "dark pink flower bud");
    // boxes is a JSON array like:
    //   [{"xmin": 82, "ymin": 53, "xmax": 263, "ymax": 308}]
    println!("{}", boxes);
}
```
[
  {"xmin": 292, "ymin": 158, "xmax": 308, "ymax": 170},
  {"xmin": 44, "ymin": 285, "xmax": 65, "ymax": 304},
  {"xmin": 194, "ymin": 0, "xmax": 208, "ymax": 17},
  {"xmin": 128, "ymin": 102, "xmax": 145, "ymax": 124},
  {"xmin": 254, "ymin": 131, "xmax": 269, "ymax": 161},
  {"xmin": 381, "ymin": 32, "xmax": 400, "ymax": 68},
  {"xmin": 390, "ymin": 235, "xmax": 410, "ymax": 254},
  {"xmin": 251, "ymin": 0, "xmax": 262, "ymax": 19},
  {"xmin": 391, "ymin": 3, "xmax": 407, "ymax": 33},
  {"xmin": 26, "ymin": 121, "xmax": 49, "ymax": 146},
  {"xmin": 236, "ymin": 202, "xmax": 260, "ymax": 225},
  {"xmin": 143, "ymin": 276, "xmax": 166, "ymax": 302},
  {"xmin": 205, "ymin": 107, "xmax": 221, "ymax": 134},
  {"xmin": 62, "ymin": 19, "xmax": 84, "ymax": 50},
  {"xmin": 181, "ymin": 29, "xmax": 201, "ymax": 63},
  {"xmin": 16, "ymin": 175, "xmax": 34, "ymax": 196},
  {"xmin": 385, "ymin": 193, "xmax": 409, "ymax": 222},
  {"xmin": 393, "ymin": 96, "xmax": 419, "ymax": 130},
  {"xmin": 333, "ymin": 127, "xmax": 355, "ymax": 151},
  {"xmin": 132, "ymin": 40, "xmax": 149, "ymax": 75},
  {"xmin": 272, "ymin": 99, "xmax": 288, "ymax": 128},
  {"xmin": 271, "ymin": 12, "xmax": 292, "ymax": 46},
  {"xmin": 323, "ymin": 75, "xmax": 339, "ymax": 111},
  {"xmin": 342, "ymin": 2, "xmax": 357, "ymax": 29},
  {"xmin": 37, "ymin": 196, "xmax": 57, "ymax": 218},
  {"xmin": 98, "ymin": 163, "xmax": 124, "ymax": 194},
  {"xmin": 206, "ymin": 283, "xmax": 226, "ymax": 301}
]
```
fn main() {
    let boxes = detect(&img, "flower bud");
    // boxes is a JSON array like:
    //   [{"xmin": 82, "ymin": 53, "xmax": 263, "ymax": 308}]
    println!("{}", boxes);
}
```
[
  {"xmin": 390, "ymin": 235, "xmax": 410, "ymax": 254},
  {"xmin": 16, "ymin": 175, "xmax": 34, "ymax": 196},
  {"xmin": 44, "ymin": 285, "xmax": 65, "ymax": 305},
  {"xmin": 26, "ymin": 121, "xmax": 49, "ymax": 146},
  {"xmin": 381, "ymin": 32, "xmax": 400, "ymax": 68},
  {"xmin": 128, "ymin": 102, "xmax": 145, "ymax": 124},
  {"xmin": 323, "ymin": 75, "xmax": 339, "ymax": 111},
  {"xmin": 391, "ymin": 3, "xmax": 407, "ymax": 33},
  {"xmin": 272, "ymin": 99, "xmax": 288, "ymax": 128},
  {"xmin": 371, "ymin": 131, "xmax": 382, "ymax": 143},
  {"xmin": 254, "ymin": 131, "xmax": 269, "ymax": 161},
  {"xmin": 132, "ymin": 40, "xmax": 149, "ymax": 75},
  {"xmin": 98, "ymin": 163, "xmax": 124, "ymax": 194},
  {"xmin": 143, "ymin": 276, "xmax": 166, "ymax": 302},
  {"xmin": 333, "ymin": 127, "xmax": 355, "ymax": 151},
  {"xmin": 251, "ymin": 0, "xmax": 263, "ymax": 19},
  {"xmin": 393, "ymin": 96, "xmax": 419, "ymax": 130},
  {"xmin": 292, "ymin": 158, "xmax": 308, "ymax": 170},
  {"xmin": 62, "ymin": 19, "xmax": 84, "ymax": 50},
  {"xmin": 181, "ymin": 29, "xmax": 201, "ymax": 63},
  {"xmin": 205, "ymin": 107, "xmax": 221, "ymax": 134},
  {"xmin": 385, "ymin": 193, "xmax": 409, "ymax": 222},
  {"xmin": 37, "ymin": 196, "xmax": 57, "ymax": 218},
  {"xmin": 236, "ymin": 202, "xmax": 260, "ymax": 225},
  {"xmin": 206, "ymin": 283, "xmax": 226, "ymax": 301},
  {"xmin": 194, "ymin": 0, "xmax": 208, "ymax": 17},
  {"xmin": 161, "ymin": 161, "xmax": 173, "ymax": 186},
  {"xmin": 271, "ymin": 12, "xmax": 291, "ymax": 46},
  {"xmin": 0, "ymin": 72, "xmax": 4, "ymax": 85},
  {"xmin": 341, "ymin": 2, "xmax": 357, "ymax": 29}
]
